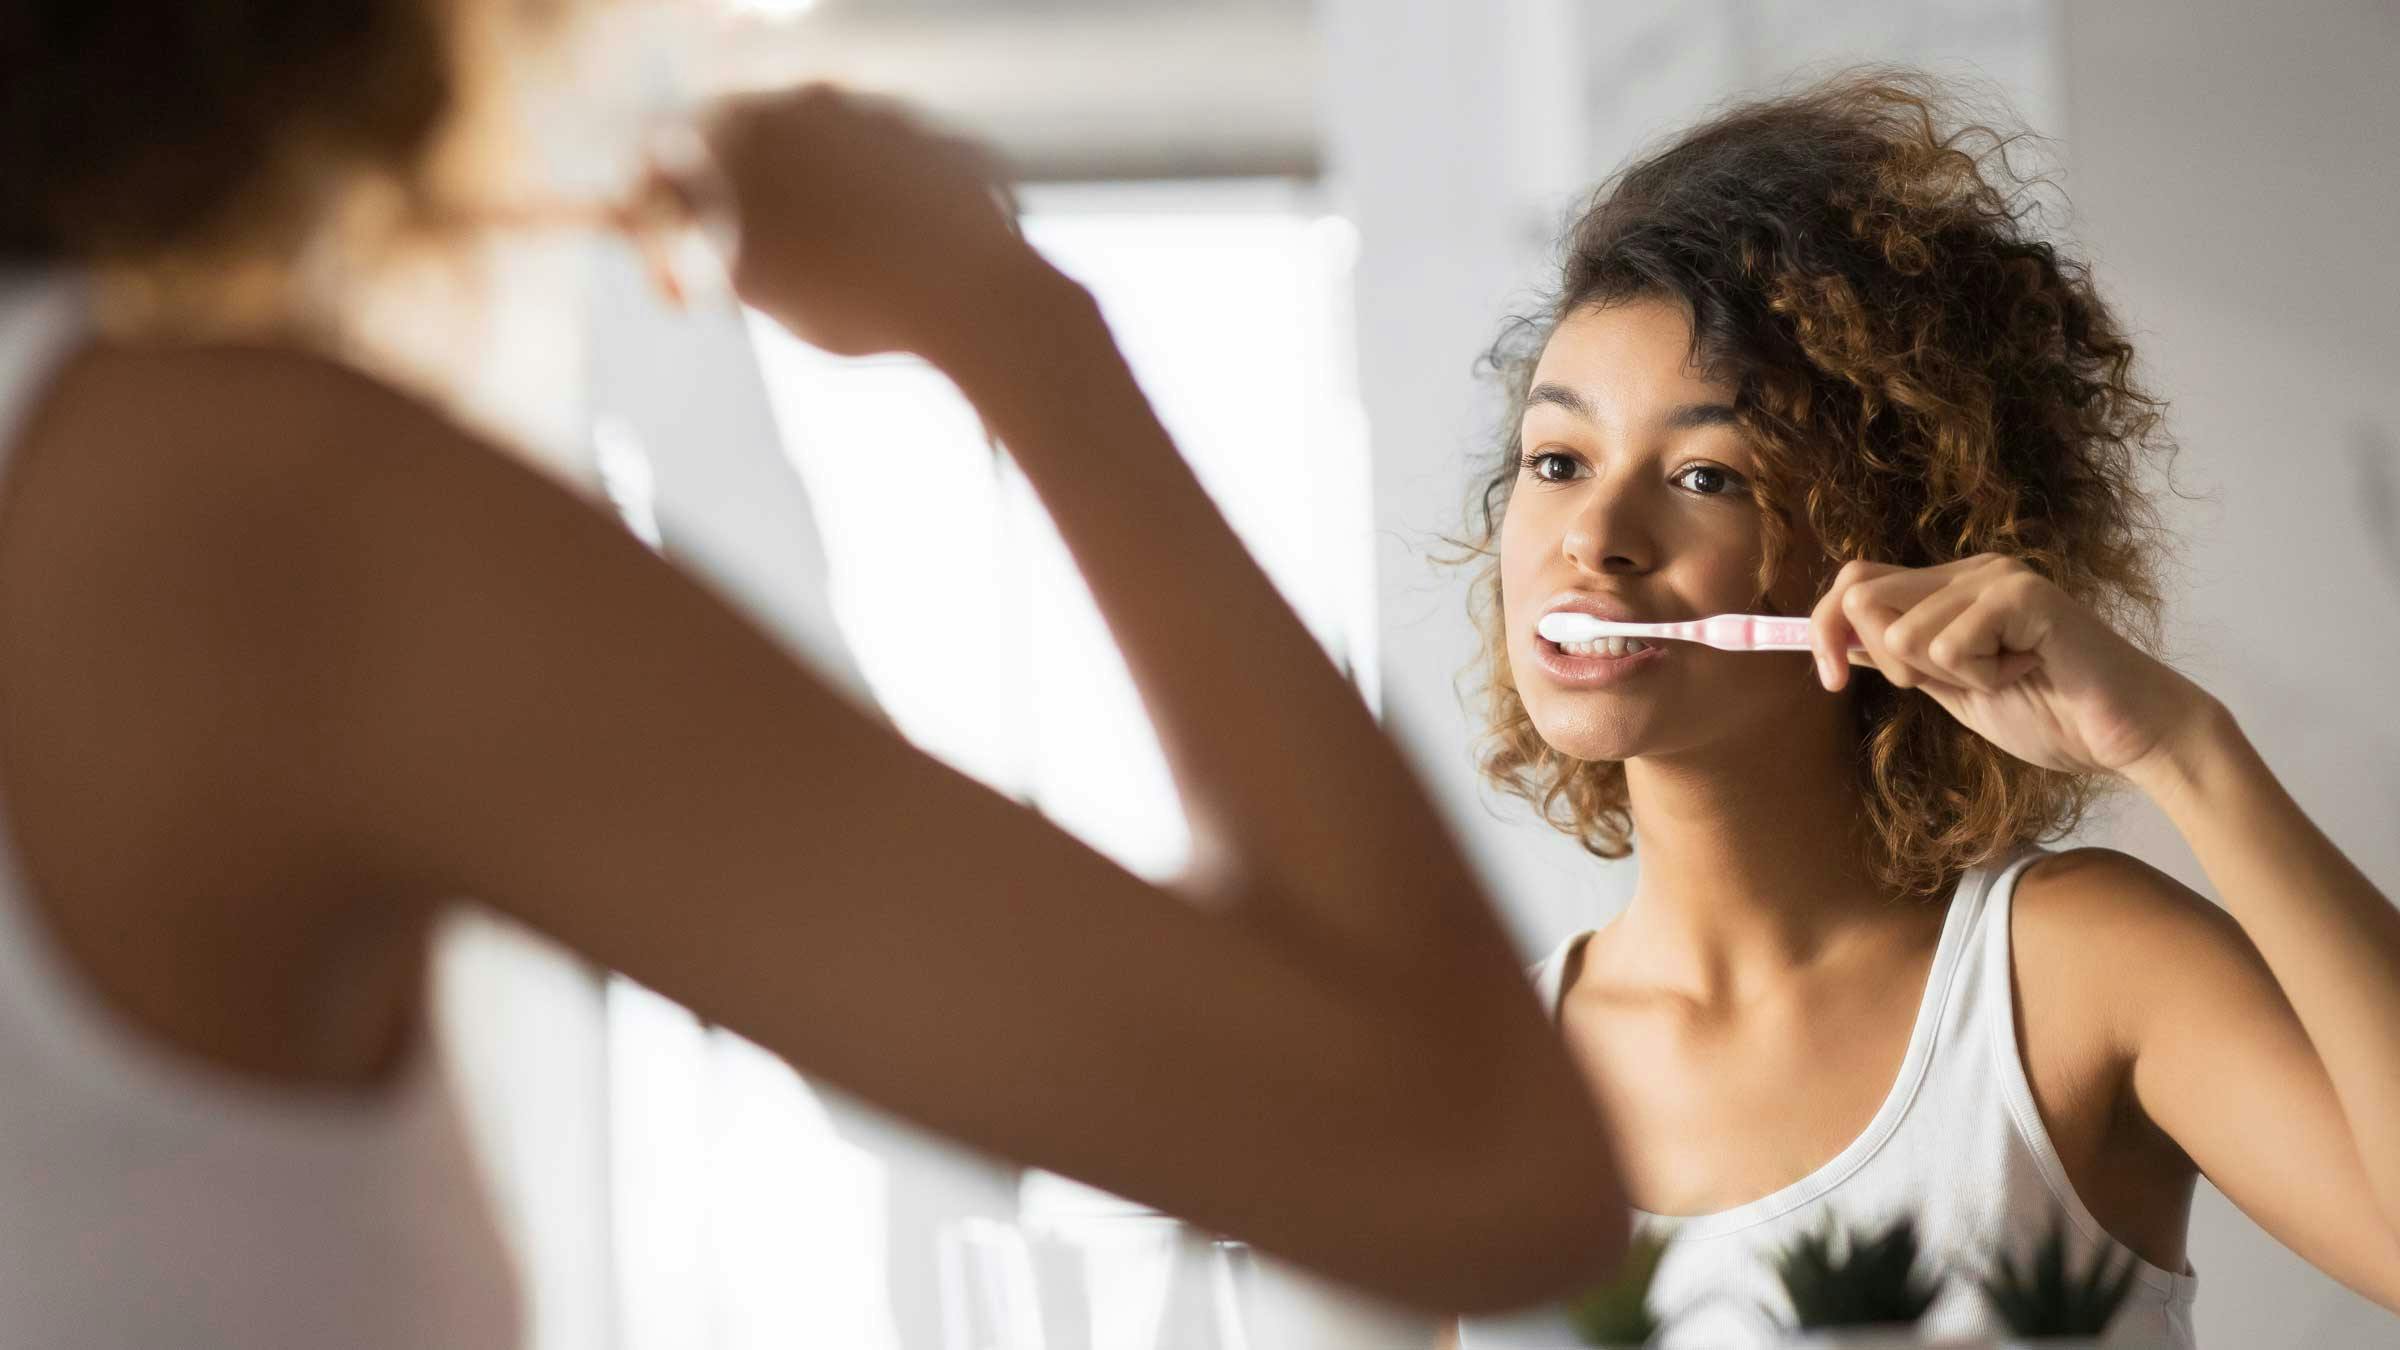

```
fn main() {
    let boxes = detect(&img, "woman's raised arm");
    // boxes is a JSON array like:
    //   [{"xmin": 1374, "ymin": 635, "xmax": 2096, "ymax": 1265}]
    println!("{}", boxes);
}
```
[{"xmin": 317, "ymin": 88, "xmax": 1628, "ymax": 1315}]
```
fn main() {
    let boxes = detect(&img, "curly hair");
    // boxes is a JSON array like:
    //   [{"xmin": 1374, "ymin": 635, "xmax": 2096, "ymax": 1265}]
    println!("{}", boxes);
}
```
[{"xmin": 1452, "ymin": 68, "xmax": 2175, "ymax": 899}]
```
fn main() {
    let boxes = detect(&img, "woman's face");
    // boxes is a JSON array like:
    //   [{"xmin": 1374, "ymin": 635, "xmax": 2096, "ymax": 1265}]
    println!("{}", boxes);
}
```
[{"xmin": 1498, "ymin": 298, "xmax": 1833, "ymax": 764}]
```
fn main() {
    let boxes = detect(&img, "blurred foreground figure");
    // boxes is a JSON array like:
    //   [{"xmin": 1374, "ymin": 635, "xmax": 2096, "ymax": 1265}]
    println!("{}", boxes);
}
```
[{"xmin": 0, "ymin": 3, "xmax": 1630, "ymax": 1344}]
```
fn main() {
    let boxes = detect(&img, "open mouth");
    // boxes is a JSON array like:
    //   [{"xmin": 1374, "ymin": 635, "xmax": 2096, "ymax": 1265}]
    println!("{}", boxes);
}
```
[
  {"xmin": 1548, "ymin": 635, "xmax": 1652, "ymax": 659},
  {"xmin": 1533, "ymin": 634, "xmax": 1666, "ymax": 686}
]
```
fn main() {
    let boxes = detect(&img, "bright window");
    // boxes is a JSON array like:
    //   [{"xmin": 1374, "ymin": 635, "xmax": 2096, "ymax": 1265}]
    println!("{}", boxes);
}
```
[{"xmin": 606, "ymin": 178, "xmax": 1373, "ymax": 1347}]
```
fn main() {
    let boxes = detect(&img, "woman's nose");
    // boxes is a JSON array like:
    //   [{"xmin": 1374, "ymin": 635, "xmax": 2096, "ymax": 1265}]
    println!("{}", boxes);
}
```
[{"xmin": 1560, "ymin": 474, "xmax": 1654, "ymax": 576}]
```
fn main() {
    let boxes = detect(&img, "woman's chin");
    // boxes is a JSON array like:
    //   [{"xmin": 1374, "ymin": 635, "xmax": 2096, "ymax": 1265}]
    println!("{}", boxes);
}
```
[
  {"xmin": 1560, "ymin": 743, "xmax": 1642, "ymax": 765},
  {"xmin": 1527, "ymin": 715, "xmax": 1650, "ymax": 764}
]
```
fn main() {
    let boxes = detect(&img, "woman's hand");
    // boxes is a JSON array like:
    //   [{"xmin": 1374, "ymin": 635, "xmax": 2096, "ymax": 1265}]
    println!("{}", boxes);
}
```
[
  {"xmin": 695, "ymin": 83, "xmax": 1056, "ymax": 361},
  {"xmin": 1809, "ymin": 554, "xmax": 2221, "ymax": 784}
]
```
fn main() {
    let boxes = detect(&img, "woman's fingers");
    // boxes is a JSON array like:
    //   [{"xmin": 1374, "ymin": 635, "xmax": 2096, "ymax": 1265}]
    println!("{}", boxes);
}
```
[
  {"xmin": 1810, "ymin": 559, "xmax": 1894, "ymax": 690},
  {"xmin": 694, "ymin": 81, "xmax": 1033, "ymax": 351},
  {"xmin": 1812, "ymin": 559, "xmax": 1946, "ymax": 690},
  {"xmin": 1813, "ymin": 555, "xmax": 2057, "ymax": 695},
  {"xmin": 929, "ymin": 131, "xmax": 1025, "ymax": 230},
  {"xmin": 1875, "ymin": 579, "xmax": 1986, "ymax": 688},
  {"xmin": 1931, "ymin": 586, "xmax": 2047, "ymax": 691},
  {"xmin": 1840, "ymin": 584, "xmax": 1925, "ymax": 688}
]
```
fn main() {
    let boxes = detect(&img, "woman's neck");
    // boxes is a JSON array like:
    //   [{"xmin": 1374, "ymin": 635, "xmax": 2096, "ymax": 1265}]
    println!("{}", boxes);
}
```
[{"xmin": 1600, "ymin": 718, "xmax": 1927, "ymax": 1004}]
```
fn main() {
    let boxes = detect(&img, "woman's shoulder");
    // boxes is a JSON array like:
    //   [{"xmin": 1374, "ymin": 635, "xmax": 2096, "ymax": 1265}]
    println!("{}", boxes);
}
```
[
  {"xmin": 16, "ymin": 337, "xmax": 571, "ymax": 608},
  {"xmin": 32, "ymin": 339, "xmax": 483, "ymax": 489},
  {"xmin": 0, "ymin": 341, "xmax": 502, "ymax": 1084},
  {"xmin": 0, "ymin": 334, "xmax": 590, "ymax": 811},
  {"xmin": 2012, "ymin": 847, "xmax": 2235, "ymax": 955},
  {"xmin": 2007, "ymin": 846, "xmax": 2252, "ymax": 1046},
  {"xmin": 5, "ymin": 339, "xmax": 457, "ymax": 616}
]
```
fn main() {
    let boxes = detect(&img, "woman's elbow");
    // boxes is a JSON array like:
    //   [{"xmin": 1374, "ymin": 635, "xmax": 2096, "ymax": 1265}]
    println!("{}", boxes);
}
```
[
  {"xmin": 1364, "ymin": 1053, "xmax": 1632, "ymax": 1314},
  {"xmin": 1423, "ymin": 1134, "xmax": 1632, "ymax": 1314}
]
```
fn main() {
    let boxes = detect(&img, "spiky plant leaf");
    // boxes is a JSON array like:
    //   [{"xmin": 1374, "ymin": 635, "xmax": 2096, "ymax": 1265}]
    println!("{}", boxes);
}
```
[
  {"xmin": 1565, "ymin": 1227, "xmax": 1674, "ymax": 1346},
  {"xmin": 1976, "ymin": 1209, "xmax": 2140, "ymax": 1336},
  {"xmin": 1769, "ymin": 1214, "xmax": 1942, "ymax": 1331}
]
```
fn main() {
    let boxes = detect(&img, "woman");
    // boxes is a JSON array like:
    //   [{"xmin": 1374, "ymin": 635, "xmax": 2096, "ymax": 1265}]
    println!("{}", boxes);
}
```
[
  {"xmin": 0, "ymin": 3, "xmax": 1629, "ymax": 1345},
  {"xmin": 1451, "ymin": 72, "xmax": 2400, "ymax": 1347}
]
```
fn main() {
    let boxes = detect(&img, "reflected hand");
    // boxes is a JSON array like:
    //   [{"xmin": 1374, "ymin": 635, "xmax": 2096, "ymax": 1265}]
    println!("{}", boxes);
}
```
[
  {"xmin": 1808, "ymin": 554, "xmax": 2217, "ymax": 781},
  {"xmin": 697, "ymin": 83, "xmax": 1043, "ymax": 359}
]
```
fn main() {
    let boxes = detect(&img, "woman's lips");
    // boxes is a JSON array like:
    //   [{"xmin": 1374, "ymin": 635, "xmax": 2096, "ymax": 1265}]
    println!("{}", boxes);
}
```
[{"xmin": 1530, "ymin": 635, "xmax": 1668, "ymax": 688}]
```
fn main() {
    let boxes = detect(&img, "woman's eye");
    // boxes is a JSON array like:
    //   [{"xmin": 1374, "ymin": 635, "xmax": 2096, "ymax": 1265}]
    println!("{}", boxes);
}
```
[
  {"xmin": 1672, "ymin": 463, "xmax": 1743, "ymax": 496},
  {"xmin": 1518, "ymin": 451, "xmax": 1580, "ymax": 483}
]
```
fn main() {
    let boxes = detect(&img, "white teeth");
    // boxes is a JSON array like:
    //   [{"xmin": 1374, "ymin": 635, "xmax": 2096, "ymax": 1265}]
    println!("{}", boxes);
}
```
[{"xmin": 1557, "ymin": 637, "xmax": 1649, "ymax": 658}]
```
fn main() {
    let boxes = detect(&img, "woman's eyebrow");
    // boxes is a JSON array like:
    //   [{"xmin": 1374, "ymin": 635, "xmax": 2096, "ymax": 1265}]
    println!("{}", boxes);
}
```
[
  {"xmin": 1526, "ymin": 382, "xmax": 1594, "ymax": 419},
  {"xmin": 1526, "ymin": 382, "xmax": 1739, "ymax": 431},
  {"xmin": 1662, "ymin": 401, "xmax": 1740, "ymax": 430}
]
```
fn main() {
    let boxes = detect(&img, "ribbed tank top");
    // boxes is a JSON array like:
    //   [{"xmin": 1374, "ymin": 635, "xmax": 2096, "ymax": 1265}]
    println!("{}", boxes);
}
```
[
  {"xmin": 0, "ymin": 272, "xmax": 522, "ymax": 1348},
  {"xmin": 1464, "ymin": 847, "xmax": 2199, "ymax": 1348}
]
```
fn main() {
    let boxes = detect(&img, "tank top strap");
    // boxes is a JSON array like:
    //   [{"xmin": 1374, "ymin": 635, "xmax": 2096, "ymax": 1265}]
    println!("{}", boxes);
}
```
[
  {"xmin": 1912, "ymin": 842, "xmax": 2043, "ymax": 1081},
  {"xmin": 0, "ymin": 268, "xmax": 523, "ymax": 1350},
  {"xmin": 1530, "ymin": 928, "xmax": 1590, "ymax": 1021},
  {"xmin": 0, "ymin": 272, "xmax": 88, "ymax": 456},
  {"xmin": 1972, "ymin": 843, "xmax": 2054, "ymax": 987},
  {"xmin": 0, "ymin": 270, "xmax": 99, "ymax": 1068},
  {"xmin": 1964, "ymin": 841, "xmax": 2201, "ymax": 1304}
]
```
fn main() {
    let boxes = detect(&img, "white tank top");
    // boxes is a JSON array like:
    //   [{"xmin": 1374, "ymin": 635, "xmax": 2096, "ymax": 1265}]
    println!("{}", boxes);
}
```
[
  {"xmin": 0, "ymin": 272, "xmax": 522, "ymax": 1348},
  {"xmin": 1464, "ymin": 847, "xmax": 2199, "ymax": 1349}
]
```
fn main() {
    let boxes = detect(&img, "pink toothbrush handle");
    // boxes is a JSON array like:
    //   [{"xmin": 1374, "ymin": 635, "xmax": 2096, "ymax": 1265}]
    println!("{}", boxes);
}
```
[
  {"xmin": 1734, "ymin": 615, "xmax": 1813, "ymax": 649},
  {"xmin": 1703, "ymin": 614, "xmax": 1875, "ymax": 664}
]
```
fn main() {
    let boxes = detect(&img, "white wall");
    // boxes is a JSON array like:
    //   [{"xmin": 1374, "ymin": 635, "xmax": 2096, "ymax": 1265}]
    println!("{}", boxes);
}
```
[
  {"xmin": 707, "ymin": 1, "xmax": 1320, "ymax": 181},
  {"xmin": 1317, "ymin": 0, "xmax": 1633, "ymax": 956},
  {"xmin": 2060, "ymin": 2, "xmax": 2400, "ymax": 1342}
]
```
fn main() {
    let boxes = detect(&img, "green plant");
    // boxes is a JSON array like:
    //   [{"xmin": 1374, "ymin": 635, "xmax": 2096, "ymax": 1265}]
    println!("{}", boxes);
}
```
[
  {"xmin": 1977, "ymin": 1210, "xmax": 2139, "ymax": 1338},
  {"xmin": 1769, "ymin": 1214, "xmax": 1942, "ymax": 1331},
  {"xmin": 1566, "ymin": 1227, "xmax": 1674, "ymax": 1346}
]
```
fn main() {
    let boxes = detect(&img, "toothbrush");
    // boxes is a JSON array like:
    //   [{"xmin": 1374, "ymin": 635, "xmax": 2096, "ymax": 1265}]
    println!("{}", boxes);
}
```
[{"xmin": 1538, "ymin": 611, "xmax": 1876, "ymax": 664}]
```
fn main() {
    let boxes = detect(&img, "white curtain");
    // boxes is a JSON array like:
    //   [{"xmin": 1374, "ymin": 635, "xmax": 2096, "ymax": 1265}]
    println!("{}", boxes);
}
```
[{"xmin": 585, "ymin": 180, "xmax": 1374, "ymax": 1348}]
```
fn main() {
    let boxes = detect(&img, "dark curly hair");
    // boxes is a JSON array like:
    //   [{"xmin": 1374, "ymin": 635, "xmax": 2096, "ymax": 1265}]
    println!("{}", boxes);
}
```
[
  {"xmin": 1452, "ymin": 68, "xmax": 2175, "ymax": 899},
  {"xmin": 0, "ymin": 1, "xmax": 463, "ymax": 267}
]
